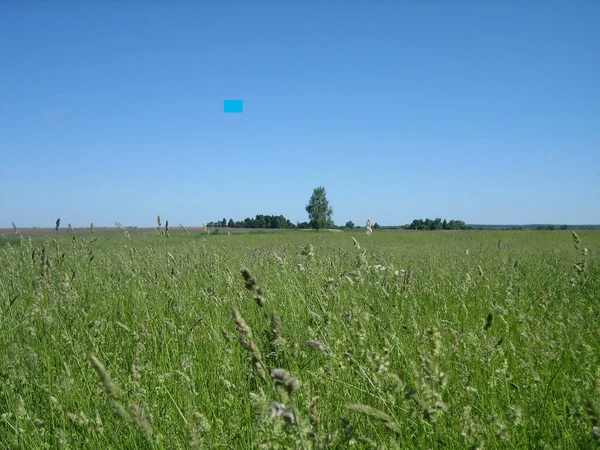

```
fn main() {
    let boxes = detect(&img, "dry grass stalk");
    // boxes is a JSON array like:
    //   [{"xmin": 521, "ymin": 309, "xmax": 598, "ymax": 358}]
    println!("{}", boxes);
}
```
[
  {"xmin": 269, "ymin": 401, "xmax": 296, "ymax": 425},
  {"xmin": 301, "ymin": 244, "xmax": 314, "ymax": 258},
  {"xmin": 305, "ymin": 340, "xmax": 328, "ymax": 352},
  {"xmin": 179, "ymin": 223, "xmax": 192, "ymax": 238},
  {"xmin": 187, "ymin": 412, "xmax": 211, "ymax": 449},
  {"xmin": 345, "ymin": 404, "xmax": 401, "ymax": 434},
  {"xmin": 231, "ymin": 307, "xmax": 266, "ymax": 380},
  {"xmin": 270, "ymin": 310, "xmax": 285, "ymax": 346},
  {"xmin": 270, "ymin": 368, "xmax": 300, "ymax": 394},
  {"xmin": 130, "ymin": 402, "xmax": 154, "ymax": 443},
  {"xmin": 89, "ymin": 355, "xmax": 130, "ymax": 421},
  {"xmin": 241, "ymin": 268, "xmax": 265, "ymax": 307}
]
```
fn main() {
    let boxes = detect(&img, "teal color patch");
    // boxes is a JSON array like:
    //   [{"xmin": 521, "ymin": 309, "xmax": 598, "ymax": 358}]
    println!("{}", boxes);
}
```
[{"xmin": 224, "ymin": 100, "xmax": 243, "ymax": 113}]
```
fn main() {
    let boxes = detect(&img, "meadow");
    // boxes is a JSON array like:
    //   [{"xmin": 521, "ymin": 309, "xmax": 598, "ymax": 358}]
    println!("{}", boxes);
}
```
[{"xmin": 0, "ymin": 229, "xmax": 599, "ymax": 449}]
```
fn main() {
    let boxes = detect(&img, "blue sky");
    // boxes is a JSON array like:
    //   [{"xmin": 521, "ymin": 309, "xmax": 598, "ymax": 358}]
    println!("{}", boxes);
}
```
[{"xmin": 1, "ymin": 1, "xmax": 598, "ymax": 228}]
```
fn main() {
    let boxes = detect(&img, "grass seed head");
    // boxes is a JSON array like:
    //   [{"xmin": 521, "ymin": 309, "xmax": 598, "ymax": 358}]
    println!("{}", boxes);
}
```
[
  {"xmin": 572, "ymin": 231, "xmax": 581, "ymax": 248},
  {"xmin": 271, "ymin": 368, "xmax": 300, "ymax": 393},
  {"xmin": 254, "ymin": 295, "xmax": 265, "ymax": 307},
  {"xmin": 241, "ymin": 268, "xmax": 257, "ymax": 289},
  {"xmin": 89, "ymin": 355, "xmax": 130, "ymax": 421},
  {"xmin": 231, "ymin": 307, "xmax": 252, "ymax": 338},
  {"xmin": 306, "ymin": 340, "xmax": 328, "ymax": 352},
  {"xmin": 270, "ymin": 310, "xmax": 285, "ymax": 343},
  {"xmin": 271, "ymin": 368, "xmax": 290, "ymax": 383}
]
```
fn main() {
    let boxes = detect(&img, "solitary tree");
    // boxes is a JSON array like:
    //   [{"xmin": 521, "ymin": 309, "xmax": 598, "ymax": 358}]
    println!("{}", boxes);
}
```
[{"xmin": 306, "ymin": 186, "xmax": 333, "ymax": 231}]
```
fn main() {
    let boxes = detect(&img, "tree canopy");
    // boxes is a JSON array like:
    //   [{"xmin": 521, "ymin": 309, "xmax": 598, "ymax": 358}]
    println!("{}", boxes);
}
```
[
  {"xmin": 405, "ymin": 218, "xmax": 467, "ymax": 230},
  {"xmin": 306, "ymin": 186, "xmax": 334, "ymax": 231},
  {"xmin": 206, "ymin": 214, "xmax": 295, "ymax": 229}
]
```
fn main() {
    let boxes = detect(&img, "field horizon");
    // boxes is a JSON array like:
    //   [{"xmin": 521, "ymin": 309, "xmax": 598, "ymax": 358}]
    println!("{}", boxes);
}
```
[{"xmin": 3, "ymin": 224, "xmax": 600, "ymax": 239}]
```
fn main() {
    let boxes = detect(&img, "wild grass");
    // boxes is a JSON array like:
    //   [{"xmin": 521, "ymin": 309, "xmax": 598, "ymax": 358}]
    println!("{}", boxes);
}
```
[{"xmin": 0, "ymin": 230, "xmax": 599, "ymax": 448}]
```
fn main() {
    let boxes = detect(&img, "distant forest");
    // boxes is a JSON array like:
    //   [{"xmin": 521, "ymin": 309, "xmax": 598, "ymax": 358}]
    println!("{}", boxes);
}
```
[
  {"xmin": 206, "ymin": 215, "xmax": 308, "ymax": 229},
  {"xmin": 404, "ymin": 218, "xmax": 467, "ymax": 230},
  {"xmin": 206, "ymin": 215, "xmax": 469, "ymax": 231},
  {"xmin": 203, "ymin": 215, "xmax": 598, "ymax": 231}
]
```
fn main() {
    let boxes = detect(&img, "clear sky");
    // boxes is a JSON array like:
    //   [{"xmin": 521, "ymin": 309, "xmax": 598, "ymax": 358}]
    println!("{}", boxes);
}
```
[{"xmin": 1, "ymin": 1, "xmax": 599, "ymax": 228}]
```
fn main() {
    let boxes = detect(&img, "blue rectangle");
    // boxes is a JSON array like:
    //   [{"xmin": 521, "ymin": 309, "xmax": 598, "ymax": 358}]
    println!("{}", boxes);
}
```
[{"xmin": 224, "ymin": 100, "xmax": 243, "ymax": 113}]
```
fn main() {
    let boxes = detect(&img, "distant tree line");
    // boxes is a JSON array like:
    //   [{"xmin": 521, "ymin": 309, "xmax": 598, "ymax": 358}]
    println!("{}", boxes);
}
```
[
  {"xmin": 204, "ymin": 213, "xmax": 585, "ymax": 232},
  {"xmin": 206, "ymin": 215, "xmax": 298, "ymax": 229},
  {"xmin": 405, "ymin": 218, "xmax": 468, "ymax": 230},
  {"xmin": 536, "ymin": 225, "xmax": 569, "ymax": 231}
]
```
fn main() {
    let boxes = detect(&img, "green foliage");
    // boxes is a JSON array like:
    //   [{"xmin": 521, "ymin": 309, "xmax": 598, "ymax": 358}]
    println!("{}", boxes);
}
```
[
  {"xmin": 207, "ymin": 214, "xmax": 295, "ymax": 229},
  {"xmin": 407, "ymin": 218, "xmax": 467, "ymax": 230},
  {"xmin": 306, "ymin": 186, "xmax": 334, "ymax": 231},
  {"xmin": 0, "ymin": 230, "xmax": 599, "ymax": 448}
]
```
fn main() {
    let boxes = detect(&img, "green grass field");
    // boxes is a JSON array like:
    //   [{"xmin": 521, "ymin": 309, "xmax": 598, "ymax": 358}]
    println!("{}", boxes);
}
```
[{"xmin": 1, "ymin": 230, "xmax": 599, "ymax": 449}]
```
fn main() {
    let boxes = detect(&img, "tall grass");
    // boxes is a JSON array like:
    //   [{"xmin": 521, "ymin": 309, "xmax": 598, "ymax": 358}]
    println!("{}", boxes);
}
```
[{"xmin": 0, "ymin": 230, "xmax": 599, "ymax": 448}]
